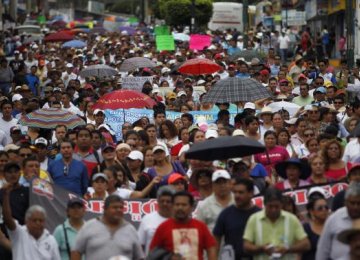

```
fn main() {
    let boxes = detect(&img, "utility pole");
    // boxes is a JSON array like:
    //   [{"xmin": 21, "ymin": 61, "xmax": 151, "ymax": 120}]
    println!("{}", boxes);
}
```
[
  {"xmin": 346, "ymin": 0, "xmax": 355, "ymax": 68},
  {"xmin": 190, "ymin": 0, "xmax": 195, "ymax": 33},
  {"xmin": 243, "ymin": 0, "xmax": 249, "ymax": 49}
]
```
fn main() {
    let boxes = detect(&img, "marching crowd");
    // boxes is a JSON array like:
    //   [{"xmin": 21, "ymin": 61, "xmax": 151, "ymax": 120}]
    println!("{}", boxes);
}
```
[{"xmin": 0, "ymin": 23, "xmax": 359, "ymax": 260}]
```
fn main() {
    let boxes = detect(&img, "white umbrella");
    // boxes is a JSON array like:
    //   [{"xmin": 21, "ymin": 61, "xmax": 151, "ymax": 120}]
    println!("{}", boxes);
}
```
[{"xmin": 268, "ymin": 101, "xmax": 300, "ymax": 117}]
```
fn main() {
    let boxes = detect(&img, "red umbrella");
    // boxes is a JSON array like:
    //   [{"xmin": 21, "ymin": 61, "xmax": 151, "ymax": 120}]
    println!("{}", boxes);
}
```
[
  {"xmin": 178, "ymin": 58, "xmax": 221, "ymax": 75},
  {"xmin": 93, "ymin": 90, "xmax": 157, "ymax": 110},
  {"xmin": 44, "ymin": 31, "xmax": 74, "ymax": 42}
]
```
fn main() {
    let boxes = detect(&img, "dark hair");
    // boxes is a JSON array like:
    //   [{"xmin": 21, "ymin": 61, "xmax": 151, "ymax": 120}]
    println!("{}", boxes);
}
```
[
  {"xmin": 277, "ymin": 128, "xmax": 291, "ymax": 143},
  {"xmin": 282, "ymin": 195, "xmax": 297, "ymax": 215},
  {"xmin": 233, "ymin": 177, "xmax": 254, "ymax": 192},
  {"xmin": 181, "ymin": 113, "xmax": 194, "ymax": 124},
  {"xmin": 104, "ymin": 194, "xmax": 123, "ymax": 209},
  {"xmin": 189, "ymin": 129, "xmax": 204, "ymax": 143},
  {"xmin": 178, "ymin": 127, "xmax": 189, "ymax": 139},
  {"xmin": 138, "ymin": 130, "xmax": 150, "ymax": 145},
  {"xmin": 295, "ymin": 117, "xmax": 305, "ymax": 127},
  {"xmin": 218, "ymin": 109, "xmax": 230, "ymax": 119},
  {"xmin": 1, "ymin": 101, "xmax": 13, "ymax": 109},
  {"xmin": 157, "ymin": 186, "xmax": 175, "ymax": 199},
  {"xmin": 159, "ymin": 120, "xmax": 178, "ymax": 139},
  {"xmin": 264, "ymin": 187, "xmax": 283, "ymax": 204},
  {"xmin": 55, "ymin": 124, "xmax": 68, "ymax": 131},
  {"xmin": 306, "ymin": 196, "xmax": 327, "ymax": 218},
  {"xmin": 264, "ymin": 130, "xmax": 277, "ymax": 139},
  {"xmin": 22, "ymin": 155, "xmax": 39, "ymax": 168},
  {"xmin": 244, "ymin": 115, "xmax": 259, "ymax": 126},
  {"xmin": 172, "ymin": 191, "xmax": 195, "ymax": 206},
  {"xmin": 145, "ymin": 123, "xmax": 156, "ymax": 131},
  {"xmin": 154, "ymin": 110, "xmax": 166, "ymax": 119},
  {"xmin": 59, "ymin": 139, "xmax": 75, "ymax": 149},
  {"xmin": 124, "ymin": 130, "xmax": 140, "ymax": 141},
  {"xmin": 76, "ymin": 128, "xmax": 91, "ymax": 138}
]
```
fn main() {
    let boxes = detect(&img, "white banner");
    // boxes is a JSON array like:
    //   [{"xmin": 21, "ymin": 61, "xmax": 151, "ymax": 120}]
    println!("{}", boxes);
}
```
[{"xmin": 121, "ymin": 76, "xmax": 154, "ymax": 92}]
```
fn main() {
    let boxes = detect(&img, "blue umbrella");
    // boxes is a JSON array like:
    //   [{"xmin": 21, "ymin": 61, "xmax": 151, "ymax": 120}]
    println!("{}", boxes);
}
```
[{"xmin": 62, "ymin": 40, "xmax": 86, "ymax": 49}]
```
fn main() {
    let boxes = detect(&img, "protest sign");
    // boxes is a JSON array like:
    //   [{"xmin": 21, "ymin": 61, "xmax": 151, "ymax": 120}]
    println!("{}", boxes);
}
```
[
  {"xmin": 30, "ymin": 178, "xmax": 347, "ymax": 232},
  {"xmin": 156, "ymin": 35, "xmax": 175, "ymax": 51},
  {"xmin": 121, "ymin": 76, "xmax": 154, "ymax": 92},
  {"xmin": 189, "ymin": 34, "xmax": 212, "ymax": 50},
  {"xmin": 154, "ymin": 25, "xmax": 170, "ymax": 36}
]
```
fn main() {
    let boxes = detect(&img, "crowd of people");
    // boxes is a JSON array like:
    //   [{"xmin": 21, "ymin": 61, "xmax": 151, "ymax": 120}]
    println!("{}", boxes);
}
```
[{"xmin": 0, "ymin": 21, "xmax": 359, "ymax": 260}]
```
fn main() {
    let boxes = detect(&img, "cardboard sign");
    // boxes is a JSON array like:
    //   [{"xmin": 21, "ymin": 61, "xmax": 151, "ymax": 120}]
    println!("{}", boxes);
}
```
[
  {"xmin": 189, "ymin": 34, "xmax": 212, "ymax": 50},
  {"xmin": 156, "ymin": 35, "xmax": 175, "ymax": 51}
]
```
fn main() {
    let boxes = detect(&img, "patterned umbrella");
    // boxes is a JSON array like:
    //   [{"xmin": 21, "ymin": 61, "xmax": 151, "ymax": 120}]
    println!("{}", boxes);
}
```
[
  {"xmin": 119, "ymin": 57, "xmax": 157, "ymax": 72},
  {"xmin": 229, "ymin": 49, "xmax": 266, "ymax": 62},
  {"xmin": 79, "ymin": 64, "xmax": 118, "ymax": 78},
  {"xmin": 201, "ymin": 77, "xmax": 272, "ymax": 103},
  {"xmin": 44, "ymin": 31, "xmax": 74, "ymax": 42},
  {"xmin": 62, "ymin": 40, "xmax": 86, "ymax": 49},
  {"xmin": 178, "ymin": 58, "xmax": 221, "ymax": 75},
  {"xmin": 19, "ymin": 108, "xmax": 85, "ymax": 129},
  {"xmin": 93, "ymin": 90, "xmax": 157, "ymax": 110}
]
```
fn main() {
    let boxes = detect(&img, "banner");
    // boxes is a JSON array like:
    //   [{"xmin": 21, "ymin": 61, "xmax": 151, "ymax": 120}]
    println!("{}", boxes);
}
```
[
  {"xmin": 154, "ymin": 25, "xmax": 170, "ymax": 36},
  {"xmin": 189, "ymin": 34, "xmax": 212, "ymax": 50},
  {"xmin": 121, "ymin": 76, "xmax": 154, "ymax": 92},
  {"xmin": 156, "ymin": 35, "xmax": 175, "ymax": 51},
  {"xmin": 30, "ymin": 178, "xmax": 348, "ymax": 232}
]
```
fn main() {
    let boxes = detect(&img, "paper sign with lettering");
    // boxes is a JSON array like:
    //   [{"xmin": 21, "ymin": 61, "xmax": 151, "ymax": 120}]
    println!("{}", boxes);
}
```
[
  {"xmin": 189, "ymin": 34, "xmax": 212, "ymax": 50},
  {"xmin": 121, "ymin": 76, "xmax": 154, "ymax": 92},
  {"xmin": 154, "ymin": 25, "xmax": 170, "ymax": 36}
]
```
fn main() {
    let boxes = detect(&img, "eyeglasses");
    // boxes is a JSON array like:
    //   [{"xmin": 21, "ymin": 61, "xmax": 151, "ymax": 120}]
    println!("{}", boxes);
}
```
[
  {"xmin": 315, "ymin": 205, "xmax": 329, "ymax": 211},
  {"xmin": 63, "ymin": 165, "xmax": 68, "ymax": 176},
  {"xmin": 19, "ymin": 153, "xmax": 32, "ymax": 158},
  {"xmin": 304, "ymin": 133, "xmax": 315, "ymax": 137}
]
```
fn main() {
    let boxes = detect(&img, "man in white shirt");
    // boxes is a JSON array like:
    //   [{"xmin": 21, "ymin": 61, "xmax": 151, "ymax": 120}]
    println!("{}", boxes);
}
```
[
  {"xmin": 137, "ymin": 186, "xmax": 174, "ymax": 254},
  {"xmin": 2, "ymin": 183, "xmax": 61, "ymax": 260},
  {"xmin": 0, "ymin": 101, "xmax": 18, "ymax": 145},
  {"xmin": 343, "ymin": 137, "xmax": 360, "ymax": 163},
  {"xmin": 278, "ymin": 32, "xmax": 290, "ymax": 63}
]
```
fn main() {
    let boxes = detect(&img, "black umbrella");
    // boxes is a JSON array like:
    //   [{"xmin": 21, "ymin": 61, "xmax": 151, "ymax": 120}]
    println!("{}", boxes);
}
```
[
  {"xmin": 201, "ymin": 77, "xmax": 272, "ymax": 103},
  {"xmin": 185, "ymin": 136, "xmax": 265, "ymax": 161}
]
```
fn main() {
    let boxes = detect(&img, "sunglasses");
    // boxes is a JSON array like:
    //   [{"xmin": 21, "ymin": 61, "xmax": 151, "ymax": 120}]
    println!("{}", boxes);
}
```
[{"xmin": 314, "ymin": 205, "xmax": 329, "ymax": 211}]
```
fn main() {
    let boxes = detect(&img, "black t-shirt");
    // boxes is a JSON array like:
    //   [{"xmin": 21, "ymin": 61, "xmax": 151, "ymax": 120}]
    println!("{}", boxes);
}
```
[
  {"xmin": 0, "ymin": 186, "xmax": 29, "ymax": 225},
  {"xmin": 213, "ymin": 205, "xmax": 261, "ymax": 260},
  {"xmin": 302, "ymin": 222, "xmax": 319, "ymax": 260},
  {"xmin": 332, "ymin": 189, "xmax": 345, "ymax": 212}
]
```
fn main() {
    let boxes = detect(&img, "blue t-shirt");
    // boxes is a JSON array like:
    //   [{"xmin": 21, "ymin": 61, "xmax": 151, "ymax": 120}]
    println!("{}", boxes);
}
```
[
  {"xmin": 25, "ymin": 74, "xmax": 39, "ymax": 95},
  {"xmin": 250, "ymin": 163, "xmax": 268, "ymax": 177}
]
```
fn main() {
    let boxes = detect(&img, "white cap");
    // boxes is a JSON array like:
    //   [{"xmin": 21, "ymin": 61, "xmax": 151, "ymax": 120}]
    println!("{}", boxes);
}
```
[
  {"xmin": 92, "ymin": 173, "xmax": 108, "ymax": 181},
  {"xmin": 152, "ymin": 87, "xmax": 160, "ymax": 94},
  {"xmin": 14, "ymin": 85, "xmax": 22, "ymax": 91},
  {"xmin": 285, "ymin": 118, "xmax": 298, "ymax": 125},
  {"xmin": 127, "ymin": 150, "xmax": 144, "ymax": 161},
  {"xmin": 152, "ymin": 144, "xmax": 167, "ymax": 153},
  {"xmin": 212, "ymin": 169, "xmax": 231, "ymax": 182},
  {"xmin": 66, "ymin": 63, "xmax": 74, "ymax": 68},
  {"xmin": 177, "ymin": 91, "xmax": 186, "ymax": 97},
  {"xmin": 244, "ymin": 102, "xmax": 256, "ymax": 110},
  {"xmin": 205, "ymin": 129, "xmax": 218, "ymax": 139},
  {"xmin": 197, "ymin": 79, "xmax": 205, "ymax": 85},
  {"xmin": 161, "ymin": 67, "xmax": 171, "ymax": 74},
  {"xmin": 12, "ymin": 94, "xmax": 23, "ymax": 102},
  {"xmin": 35, "ymin": 137, "xmax": 48, "ymax": 146},
  {"xmin": 98, "ymin": 124, "xmax": 114, "ymax": 135},
  {"xmin": 94, "ymin": 109, "xmax": 105, "ymax": 115},
  {"xmin": 32, "ymin": 44, "xmax": 38, "ymax": 49},
  {"xmin": 308, "ymin": 187, "xmax": 328, "ymax": 198},
  {"xmin": 225, "ymin": 35, "xmax": 233, "ymax": 41},
  {"xmin": 232, "ymin": 129, "xmax": 245, "ymax": 136}
]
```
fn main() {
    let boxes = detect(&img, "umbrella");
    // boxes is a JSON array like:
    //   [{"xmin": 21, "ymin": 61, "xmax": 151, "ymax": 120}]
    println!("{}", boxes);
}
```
[
  {"xmin": 185, "ymin": 136, "xmax": 265, "ymax": 161},
  {"xmin": 90, "ymin": 27, "xmax": 107, "ymax": 35},
  {"xmin": 93, "ymin": 90, "xmax": 157, "ymax": 110},
  {"xmin": 178, "ymin": 58, "xmax": 221, "ymax": 75},
  {"xmin": 62, "ymin": 40, "xmax": 86, "ymax": 48},
  {"xmin": 23, "ymin": 35, "xmax": 43, "ymax": 44},
  {"xmin": 230, "ymin": 49, "xmax": 265, "ymax": 62},
  {"xmin": 201, "ymin": 77, "xmax": 272, "ymax": 103},
  {"xmin": 267, "ymin": 101, "xmax": 300, "ymax": 117},
  {"xmin": 19, "ymin": 108, "xmax": 85, "ymax": 129},
  {"xmin": 173, "ymin": 33, "xmax": 190, "ymax": 42},
  {"xmin": 119, "ymin": 57, "xmax": 157, "ymax": 72},
  {"xmin": 119, "ymin": 26, "xmax": 136, "ymax": 35},
  {"xmin": 79, "ymin": 64, "xmax": 118, "ymax": 78},
  {"xmin": 44, "ymin": 31, "xmax": 74, "ymax": 42}
]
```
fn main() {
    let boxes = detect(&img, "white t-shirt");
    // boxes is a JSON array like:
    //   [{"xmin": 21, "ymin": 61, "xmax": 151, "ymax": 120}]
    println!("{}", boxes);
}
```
[
  {"xmin": 8, "ymin": 221, "xmax": 61, "ymax": 260},
  {"xmin": 278, "ymin": 35, "xmax": 290, "ymax": 49},
  {"xmin": 87, "ymin": 187, "xmax": 133, "ymax": 199},
  {"xmin": 343, "ymin": 139, "xmax": 360, "ymax": 163},
  {"xmin": 137, "ymin": 211, "xmax": 168, "ymax": 254},
  {"xmin": 0, "ymin": 117, "xmax": 18, "ymax": 145}
]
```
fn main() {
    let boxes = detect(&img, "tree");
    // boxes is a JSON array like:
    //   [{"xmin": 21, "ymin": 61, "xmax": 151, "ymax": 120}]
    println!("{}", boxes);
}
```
[{"xmin": 159, "ymin": 0, "xmax": 213, "ymax": 27}]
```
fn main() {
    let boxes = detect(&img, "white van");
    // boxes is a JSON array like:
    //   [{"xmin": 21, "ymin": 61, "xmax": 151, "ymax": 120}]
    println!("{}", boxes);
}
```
[{"xmin": 208, "ymin": 2, "xmax": 243, "ymax": 32}]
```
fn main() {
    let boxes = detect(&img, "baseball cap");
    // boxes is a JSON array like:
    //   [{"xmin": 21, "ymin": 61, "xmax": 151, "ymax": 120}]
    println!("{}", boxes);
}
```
[
  {"xmin": 67, "ymin": 198, "xmax": 84, "ymax": 208},
  {"xmin": 314, "ymin": 86, "xmax": 327, "ymax": 94},
  {"xmin": 11, "ymin": 94, "xmax": 23, "ymax": 102},
  {"xmin": 307, "ymin": 187, "xmax": 327, "ymax": 198},
  {"xmin": 168, "ymin": 173, "xmax": 186, "ymax": 184},
  {"xmin": 177, "ymin": 91, "xmax": 186, "ymax": 97},
  {"xmin": 116, "ymin": 143, "xmax": 131, "ymax": 151},
  {"xmin": 232, "ymin": 129, "xmax": 245, "ymax": 136},
  {"xmin": 35, "ymin": 137, "xmax": 48, "ymax": 146},
  {"xmin": 244, "ymin": 102, "xmax": 256, "ymax": 110},
  {"xmin": 53, "ymin": 87, "xmax": 62, "ymax": 92},
  {"xmin": 10, "ymin": 126, "xmax": 21, "ymax": 133},
  {"xmin": 152, "ymin": 145, "xmax": 167, "ymax": 153},
  {"xmin": 127, "ymin": 150, "xmax": 144, "ymax": 161},
  {"xmin": 101, "ymin": 144, "xmax": 115, "ymax": 152},
  {"xmin": 212, "ymin": 169, "xmax": 231, "ymax": 182},
  {"xmin": 285, "ymin": 118, "xmax": 298, "ymax": 125},
  {"xmin": 94, "ymin": 109, "xmax": 104, "ymax": 115},
  {"xmin": 92, "ymin": 173, "xmax": 108, "ymax": 182},
  {"xmin": 4, "ymin": 144, "xmax": 20, "ymax": 152},
  {"xmin": 205, "ymin": 129, "xmax": 218, "ymax": 139},
  {"xmin": 66, "ymin": 63, "xmax": 74, "ymax": 68},
  {"xmin": 166, "ymin": 92, "xmax": 176, "ymax": 100},
  {"xmin": 161, "ymin": 67, "xmax": 171, "ymax": 74}
]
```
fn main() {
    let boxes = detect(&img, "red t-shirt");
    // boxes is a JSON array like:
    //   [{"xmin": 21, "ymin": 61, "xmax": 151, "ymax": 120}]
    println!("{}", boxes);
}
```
[
  {"xmin": 150, "ymin": 218, "xmax": 216, "ymax": 259},
  {"xmin": 171, "ymin": 142, "xmax": 184, "ymax": 157},
  {"xmin": 325, "ymin": 162, "xmax": 352, "ymax": 180},
  {"xmin": 254, "ymin": 146, "xmax": 290, "ymax": 176}
]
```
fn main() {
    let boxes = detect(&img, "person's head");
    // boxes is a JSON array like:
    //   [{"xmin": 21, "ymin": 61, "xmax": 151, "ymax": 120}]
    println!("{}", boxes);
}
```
[
  {"xmin": 299, "ymin": 83, "xmax": 310, "ymax": 97},
  {"xmin": 348, "ymin": 165, "xmax": 360, "ymax": 184},
  {"xmin": 307, "ymin": 196, "xmax": 329, "ymax": 222},
  {"xmin": 94, "ymin": 109, "xmax": 105, "ymax": 125},
  {"xmin": 172, "ymin": 191, "xmax": 194, "ymax": 222},
  {"xmin": 124, "ymin": 130, "xmax": 140, "ymax": 148},
  {"xmin": 18, "ymin": 145, "xmax": 32, "ymax": 164},
  {"xmin": 334, "ymin": 95, "xmax": 345, "ymax": 111},
  {"xmin": 156, "ymin": 186, "xmax": 174, "ymax": 218},
  {"xmin": 3, "ymin": 162, "xmax": 21, "ymax": 185},
  {"xmin": 322, "ymin": 139, "xmax": 343, "ymax": 166},
  {"xmin": 178, "ymin": 127, "xmax": 190, "ymax": 144},
  {"xmin": 102, "ymin": 144, "xmax": 116, "ymax": 161},
  {"xmin": 271, "ymin": 112, "xmax": 284, "ymax": 129},
  {"xmin": 264, "ymin": 187, "xmax": 283, "ymax": 221},
  {"xmin": 35, "ymin": 138, "xmax": 48, "ymax": 161},
  {"xmin": 217, "ymin": 110, "xmax": 230, "ymax": 126},
  {"xmin": 152, "ymin": 145, "xmax": 168, "ymax": 164},
  {"xmin": 154, "ymin": 110, "xmax": 166, "ymax": 126},
  {"xmin": 307, "ymin": 105, "xmax": 320, "ymax": 121},
  {"xmin": 232, "ymin": 177, "xmax": 254, "ymax": 208},
  {"xmin": 277, "ymin": 128, "xmax": 291, "ymax": 146},
  {"xmin": 303, "ymin": 127, "xmax": 316, "ymax": 143},
  {"xmin": 306, "ymin": 137, "xmax": 319, "ymax": 154},
  {"xmin": 66, "ymin": 198, "xmax": 86, "ymax": 221},
  {"xmin": 345, "ymin": 183, "xmax": 360, "ymax": 219},
  {"xmin": 191, "ymin": 168, "xmax": 213, "ymax": 189},
  {"xmin": 345, "ymin": 117, "xmax": 359, "ymax": 133},
  {"xmin": 115, "ymin": 143, "xmax": 131, "ymax": 161},
  {"xmin": 244, "ymin": 115, "xmax": 259, "ymax": 134},
  {"xmin": 264, "ymin": 130, "xmax": 277, "ymax": 149},
  {"xmin": 126, "ymin": 150, "xmax": 144, "ymax": 171},
  {"xmin": 76, "ymin": 128, "xmax": 92, "ymax": 150},
  {"xmin": 22, "ymin": 156, "xmax": 40, "ymax": 179},
  {"xmin": 0, "ymin": 151, "xmax": 9, "ymax": 172},
  {"xmin": 181, "ymin": 113, "xmax": 194, "ymax": 128},
  {"xmin": 103, "ymin": 194, "xmax": 124, "ymax": 224},
  {"xmin": 282, "ymin": 196, "xmax": 297, "ymax": 215},
  {"xmin": 55, "ymin": 125, "xmax": 67, "ymax": 142},
  {"xmin": 1, "ymin": 101, "xmax": 13, "ymax": 118},
  {"xmin": 159, "ymin": 120, "xmax": 178, "ymax": 139},
  {"xmin": 25, "ymin": 205, "xmax": 46, "ymax": 239},
  {"xmin": 189, "ymin": 129, "xmax": 206, "ymax": 143},
  {"xmin": 295, "ymin": 118, "xmax": 307, "ymax": 136},
  {"xmin": 168, "ymin": 173, "xmax": 187, "ymax": 192},
  {"xmin": 173, "ymin": 118, "xmax": 184, "ymax": 131},
  {"xmin": 212, "ymin": 170, "xmax": 232, "ymax": 198},
  {"xmin": 60, "ymin": 140, "xmax": 75, "ymax": 160},
  {"xmin": 91, "ymin": 173, "xmax": 108, "ymax": 194}
]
